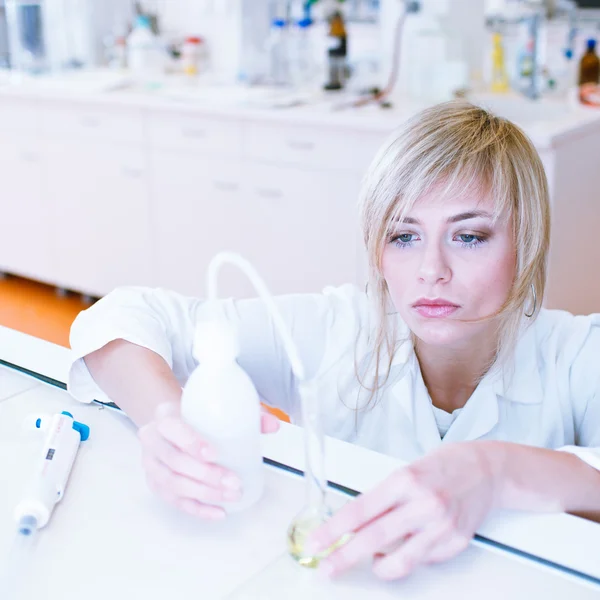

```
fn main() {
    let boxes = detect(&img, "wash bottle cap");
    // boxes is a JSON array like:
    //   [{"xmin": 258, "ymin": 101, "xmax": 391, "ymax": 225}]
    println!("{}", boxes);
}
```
[{"xmin": 193, "ymin": 321, "xmax": 239, "ymax": 363}]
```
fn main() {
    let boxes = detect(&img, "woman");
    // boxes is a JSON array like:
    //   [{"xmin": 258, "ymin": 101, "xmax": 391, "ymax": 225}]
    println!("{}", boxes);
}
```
[{"xmin": 68, "ymin": 102, "xmax": 600, "ymax": 581}]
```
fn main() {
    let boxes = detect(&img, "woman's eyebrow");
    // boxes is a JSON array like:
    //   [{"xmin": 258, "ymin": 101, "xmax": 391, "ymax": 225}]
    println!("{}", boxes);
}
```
[
  {"xmin": 447, "ymin": 210, "xmax": 493, "ymax": 223},
  {"xmin": 399, "ymin": 210, "xmax": 494, "ymax": 225}
]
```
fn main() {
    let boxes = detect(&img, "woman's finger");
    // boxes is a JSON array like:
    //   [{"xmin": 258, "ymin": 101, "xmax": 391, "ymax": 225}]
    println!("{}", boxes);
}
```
[
  {"xmin": 145, "ymin": 430, "xmax": 241, "ymax": 491},
  {"xmin": 145, "ymin": 457, "xmax": 242, "ymax": 505},
  {"xmin": 423, "ymin": 533, "xmax": 471, "ymax": 565},
  {"xmin": 153, "ymin": 414, "xmax": 216, "ymax": 461},
  {"xmin": 176, "ymin": 498, "xmax": 227, "ymax": 520},
  {"xmin": 372, "ymin": 520, "xmax": 460, "ymax": 581},
  {"xmin": 260, "ymin": 410, "xmax": 281, "ymax": 434},
  {"xmin": 308, "ymin": 469, "xmax": 417, "ymax": 555},
  {"xmin": 319, "ymin": 494, "xmax": 447, "ymax": 577},
  {"xmin": 146, "ymin": 471, "xmax": 226, "ymax": 520}
]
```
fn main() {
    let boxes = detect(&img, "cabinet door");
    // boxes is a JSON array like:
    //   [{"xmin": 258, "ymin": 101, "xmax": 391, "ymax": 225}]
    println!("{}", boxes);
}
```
[
  {"xmin": 151, "ymin": 152, "xmax": 253, "ymax": 298},
  {"xmin": 244, "ymin": 163, "xmax": 362, "ymax": 295},
  {"xmin": 45, "ymin": 140, "xmax": 152, "ymax": 297},
  {"xmin": 0, "ymin": 134, "xmax": 50, "ymax": 282}
]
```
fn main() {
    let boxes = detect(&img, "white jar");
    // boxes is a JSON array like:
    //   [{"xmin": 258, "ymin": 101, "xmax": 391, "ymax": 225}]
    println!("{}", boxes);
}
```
[{"xmin": 181, "ymin": 321, "xmax": 264, "ymax": 513}]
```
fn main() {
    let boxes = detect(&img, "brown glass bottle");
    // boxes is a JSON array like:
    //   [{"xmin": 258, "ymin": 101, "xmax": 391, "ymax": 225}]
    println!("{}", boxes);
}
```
[
  {"xmin": 324, "ymin": 10, "xmax": 348, "ymax": 91},
  {"xmin": 578, "ymin": 39, "xmax": 600, "ymax": 86}
]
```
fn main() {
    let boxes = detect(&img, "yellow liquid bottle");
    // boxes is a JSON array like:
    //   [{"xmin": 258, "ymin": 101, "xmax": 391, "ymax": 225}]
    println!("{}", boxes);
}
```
[{"xmin": 491, "ymin": 32, "xmax": 510, "ymax": 93}]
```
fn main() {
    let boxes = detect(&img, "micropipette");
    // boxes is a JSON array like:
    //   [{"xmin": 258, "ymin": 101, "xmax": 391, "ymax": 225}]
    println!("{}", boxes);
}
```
[{"xmin": 1, "ymin": 411, "xmax": 89, "ymax": 598}]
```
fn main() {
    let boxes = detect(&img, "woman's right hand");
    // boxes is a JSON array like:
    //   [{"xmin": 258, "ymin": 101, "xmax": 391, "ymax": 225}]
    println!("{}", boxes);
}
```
[{"xmin": 138, "ymin": 402, "xmax": 280, "ymax": 520}]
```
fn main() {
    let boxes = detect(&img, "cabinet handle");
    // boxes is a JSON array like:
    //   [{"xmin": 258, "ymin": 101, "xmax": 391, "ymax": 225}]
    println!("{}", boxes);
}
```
[
  {"xmin": 213, "ymin": 181, "xmax": 238, "ymax": 192},
  {"xmin": 121, "ymin": 166, "xmax": 143, "ymax": 179},
  {"xmin": 286, "ymin": 140, "xmax": 315, "ymax": 151},
  {"xmin": 256, "ymin": 188, "xmax": 284, "ymax": 200},
  {"xmin": 182, "ymin": 128, "xmax": 207, "ymax": 139},
  {"xmin": 80, "ymin": 116, "xmax": 101, "ymax": 128}
]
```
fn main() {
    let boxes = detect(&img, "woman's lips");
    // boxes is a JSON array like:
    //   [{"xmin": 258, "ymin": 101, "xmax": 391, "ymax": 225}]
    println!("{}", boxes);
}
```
[{"xmin": 413, "ymin": 301, "xmax": 460, "ymax": 318}]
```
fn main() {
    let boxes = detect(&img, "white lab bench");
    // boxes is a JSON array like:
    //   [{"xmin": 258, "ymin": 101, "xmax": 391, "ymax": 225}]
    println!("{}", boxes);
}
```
[
  {"xmin": 0, "ymin": 80, "xmax": 600, "ymax": 313},
  {"xmin": 0, "ymin": 325, "xmax": 599, "ymax": 599}
]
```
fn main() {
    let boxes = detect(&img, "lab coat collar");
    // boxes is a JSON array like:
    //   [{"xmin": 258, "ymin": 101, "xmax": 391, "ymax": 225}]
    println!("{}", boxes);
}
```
[
  {"xmin": 494, "ymin": 320, "xmax": 544, "ymax": 405},
  {"xmin": 389, "ymin": 353, "xmax": 502, "ymax": 450}
]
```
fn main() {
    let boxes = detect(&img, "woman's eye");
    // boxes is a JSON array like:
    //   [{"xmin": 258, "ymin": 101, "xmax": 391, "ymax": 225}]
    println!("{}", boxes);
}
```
[
  {"xmin": 459, "ymin": 234, "xmax": 477, "ymax": 244},
  {"xmin": 393, "ymin": 233, "xmax": 417, "ymax": 248},
  {"xmin": 455, "ymin": 233, "xmax": 486, "ymax": 248}
]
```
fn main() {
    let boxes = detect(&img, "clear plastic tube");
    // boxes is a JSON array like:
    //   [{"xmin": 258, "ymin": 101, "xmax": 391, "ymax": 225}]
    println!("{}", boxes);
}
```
[{"xmin": 205, "ymin": 252, "xmax": 331, "ymax": 566}]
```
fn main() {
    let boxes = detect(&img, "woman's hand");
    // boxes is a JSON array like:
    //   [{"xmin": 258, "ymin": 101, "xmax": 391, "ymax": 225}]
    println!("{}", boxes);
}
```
[
  {"xmin": 307, "ymin": 441, "xmax": 500, "ymax": 580},
  {"xmin": 138, "ymin": 402, "xmax": 280, "ymax": 519}
]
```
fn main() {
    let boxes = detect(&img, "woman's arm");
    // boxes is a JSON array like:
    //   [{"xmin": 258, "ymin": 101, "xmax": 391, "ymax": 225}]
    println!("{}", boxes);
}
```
[
  {"xmin": 485, "ymin": 441, "xmax": 600, "ymax": 522},
  {"xmin": 84, "ymin": 339, "xmax": 183, "ymax": 428},
  {"xmin": 307, "ymin": 440, "xmax": 600, "ymax": 581},
  {"xmin": 68, "ymin": 285, "xmax": 350, "ymax": 420}
]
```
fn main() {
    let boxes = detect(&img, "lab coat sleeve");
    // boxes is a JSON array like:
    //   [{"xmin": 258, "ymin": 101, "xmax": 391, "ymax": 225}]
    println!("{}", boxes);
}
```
[
  {"xmin": 557, "ymin": 315, "xmax": 600, "ymax": 471},
  {"xmin": 68, "ymin": 286, "xmax": 200, "ymax": 405},
  {"xmin": 68, "ymin": 284, "xmax": 363, "ymax": 417}
]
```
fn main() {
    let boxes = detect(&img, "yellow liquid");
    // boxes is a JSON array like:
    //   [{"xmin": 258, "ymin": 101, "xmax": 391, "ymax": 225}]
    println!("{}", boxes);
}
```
[{"xmin": 287, "ymin": 510, "xmax": 351, "ymax": 569}]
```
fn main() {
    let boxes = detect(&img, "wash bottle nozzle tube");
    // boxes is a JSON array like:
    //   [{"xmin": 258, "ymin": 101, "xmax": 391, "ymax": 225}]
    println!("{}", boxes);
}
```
[{"xmin": 202, "ymin": 251, "xmax": 331, "ymax": 564}]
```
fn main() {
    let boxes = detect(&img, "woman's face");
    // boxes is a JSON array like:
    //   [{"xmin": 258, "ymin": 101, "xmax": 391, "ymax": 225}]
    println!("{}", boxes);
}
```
[{"xmin": 381, "ymin": 183, "xmax": 516, "ymax": 349}]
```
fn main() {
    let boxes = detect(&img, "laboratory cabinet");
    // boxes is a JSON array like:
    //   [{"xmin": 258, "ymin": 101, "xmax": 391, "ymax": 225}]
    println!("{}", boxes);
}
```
[
  {"xmin": 150, "ymin": 152, "xmax": 248, "ymax": 297},
  {"xmin": 0, "ymin": 90, "xmax": 599, "ymax": 314},
  {"xmin": 44, "ymin": 138, "xmax": 153, "ymax": 295},
  {"xmin": 0, "ymin": 133, "xmax": 49, "ymax": 282},
  {"xmin": 149, "ymin": 132, "xmax": 365, "ymax": 298},
  {"xmin": 0, "ymin": 95, "xmax": 383, "ymax": 299}
]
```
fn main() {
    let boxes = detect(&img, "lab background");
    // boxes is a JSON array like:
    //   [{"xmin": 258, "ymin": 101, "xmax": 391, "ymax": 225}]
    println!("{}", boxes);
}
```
[
  {"xmin": 0, "ymin": 0, "xmax": 599, "ymax": 337},
  {"xmin": 0, "ymin": 1, "xmax": 600, "ymax": 599}
]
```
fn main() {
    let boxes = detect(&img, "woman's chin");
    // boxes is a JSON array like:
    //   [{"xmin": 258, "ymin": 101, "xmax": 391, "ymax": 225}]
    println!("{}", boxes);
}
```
[{"xmin": 408, "ymin": 319, "xmax": 472, "ymax": 348}]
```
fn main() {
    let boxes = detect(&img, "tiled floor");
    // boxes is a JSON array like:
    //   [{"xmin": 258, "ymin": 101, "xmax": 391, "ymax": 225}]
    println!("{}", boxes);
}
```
[{"xmin": 0, "ymin": 274, "xmax": 93, "ymax": 348}]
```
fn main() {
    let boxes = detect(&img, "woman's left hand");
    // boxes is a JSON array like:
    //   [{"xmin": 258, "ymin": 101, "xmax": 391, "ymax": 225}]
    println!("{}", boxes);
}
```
[{"xmin": 307, "ymin": 441, "xmax": 500, "ymax": 581}]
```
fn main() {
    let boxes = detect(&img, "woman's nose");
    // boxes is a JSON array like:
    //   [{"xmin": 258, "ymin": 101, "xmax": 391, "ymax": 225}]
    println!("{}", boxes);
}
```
[{"xmin": 418, "ymin": 244, "xmax": 451, "ymax": 284}]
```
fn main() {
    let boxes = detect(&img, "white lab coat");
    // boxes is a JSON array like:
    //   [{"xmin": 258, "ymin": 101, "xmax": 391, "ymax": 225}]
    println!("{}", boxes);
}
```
[{"xmin": 68, "ymin": 284, "xmax": 600, "ymax": 471}]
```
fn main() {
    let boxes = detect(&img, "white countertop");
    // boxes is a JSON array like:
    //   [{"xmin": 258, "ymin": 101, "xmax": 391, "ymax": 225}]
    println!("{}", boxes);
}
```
[
  {"xmin": 0, "ymin": 325, "xmax": 599, "ymax": 599},
  {"xmin": 1, "ymin": 71, "xmax": 600, "ymax": 147}
]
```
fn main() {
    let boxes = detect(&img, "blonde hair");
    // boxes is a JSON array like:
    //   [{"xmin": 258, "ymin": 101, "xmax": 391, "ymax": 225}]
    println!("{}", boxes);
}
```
[{"xmin": 357, "ymin": 100, "xmax": 550, "ymax": 404}]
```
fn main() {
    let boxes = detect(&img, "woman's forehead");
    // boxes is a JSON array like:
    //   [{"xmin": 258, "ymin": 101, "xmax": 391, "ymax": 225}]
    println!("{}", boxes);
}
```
[{"xmin": 395, "ymin": 178, "xmax": 511, "ymax": 223}]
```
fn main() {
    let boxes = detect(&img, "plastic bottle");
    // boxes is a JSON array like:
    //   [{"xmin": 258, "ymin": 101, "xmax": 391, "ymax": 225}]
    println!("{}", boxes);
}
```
[
  {"xmin": 180, "ymin": 320, "xmax": 264, "ymax": 513},
  {"xmin": 106, "ymin": 35, "xmax": 127, "ymax": 70},
  {"xmin": 289, "ymin": 18, "xmax": 314, "ymax": 88},
  {"xmin": 266, "ymin": 18, "xmax": 289, "ymax": 86},
  {"xmin": 127, "ymin": 14, "xmax": 163, "ymax": 86},
  {"xmin": 181, "ymin": 36, "xmax": 205, "ymax": 77},
  {"xmin": 490, "ymin": 32, "xmax": 509, "ymax": 93},
  {"xmin": 578, "ymin": 39, "xmax": 600, "ymax": 86},
  {"xmin": 552, "ymin": 48, "xmax": 577, "ymax": 98}
]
